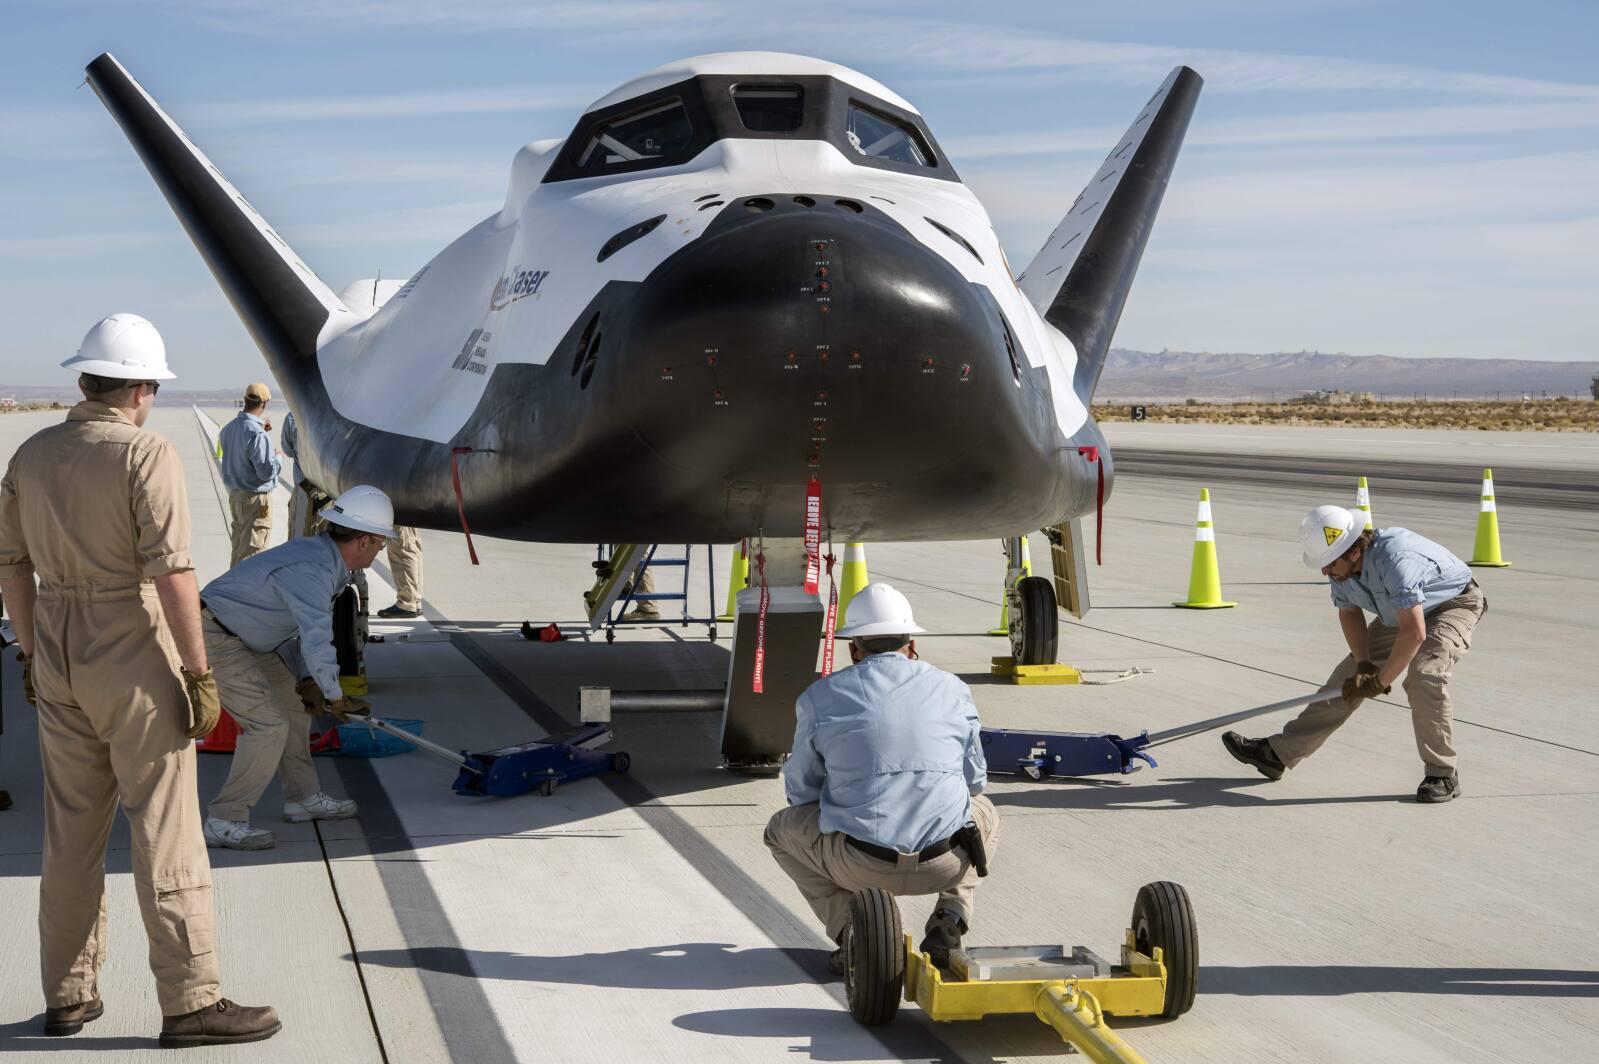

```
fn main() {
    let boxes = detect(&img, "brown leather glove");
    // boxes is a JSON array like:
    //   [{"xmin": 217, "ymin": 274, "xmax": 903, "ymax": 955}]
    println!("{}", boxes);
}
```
[
  {"xmin": 181, "ymin": 668, "xmax": 221, "ymax": 739},
  {"xmin": 328, "ymin": 695, "xmax": 372, "ymax": 723},
  {"xmin": 1354, "ymin": 659, "xmax": 1380, "ymax": 680},
  {"xmin": 18, "ymin": 651, "xmax": 36, "ymax": 706},
  {"xmin": 296, "ymin": 677, "xmax": 328, "ymax": 716},
  {"xmin": 1341, "ymin": 670, "xmax": 1390, "ymax": 702}
]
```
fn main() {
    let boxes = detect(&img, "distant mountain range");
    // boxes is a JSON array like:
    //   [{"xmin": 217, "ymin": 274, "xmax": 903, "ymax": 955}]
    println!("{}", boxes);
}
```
[{"xmin": 1097, "ymin": 350, "xmax": 1599, "ymax": 400}]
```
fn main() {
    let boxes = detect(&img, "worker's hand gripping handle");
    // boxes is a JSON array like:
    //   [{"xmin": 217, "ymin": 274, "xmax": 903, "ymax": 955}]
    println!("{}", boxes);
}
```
[{"xmin": 960, "ymin": 820, "xmax": 989, "ymax": 878}]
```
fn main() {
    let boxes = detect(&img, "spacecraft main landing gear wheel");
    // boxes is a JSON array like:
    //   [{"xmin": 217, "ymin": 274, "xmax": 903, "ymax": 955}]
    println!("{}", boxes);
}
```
[
  {"xmin": 844, "ymin": 888, "xmax": 904, "ymax": 1026},
  {"xmin": 1009, "ymin": 574, "xmax": 1059, "ymax": 666}
]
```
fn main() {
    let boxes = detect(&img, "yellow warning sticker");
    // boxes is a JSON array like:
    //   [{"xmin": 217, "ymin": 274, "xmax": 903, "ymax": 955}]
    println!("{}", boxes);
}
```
[{"xmin": 1323, "ymin": 526, "xmax": 1343, "ymax": 545}]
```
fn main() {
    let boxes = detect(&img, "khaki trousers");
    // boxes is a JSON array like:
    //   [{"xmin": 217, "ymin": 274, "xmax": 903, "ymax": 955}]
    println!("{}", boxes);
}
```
[
  {"xmin": 203, "ymin": 616, "xmax": 320, "ymax": 822},
  {"xmin": 227, "ymin": 490, "xmax": 272, "ymax": 567},
  {"xmin": 31, "ymin": 584, "xmax": 222, "ymax": 1016},
  {"xmin": 764, "ymin": 795, "xmax": 1000, "ymax": 942},
  {"xmin": 387, "ymin": 526, "xmax": 423, "ymax": 611},
  {"xmin": 1269, "ymin": 585, "xmax": 1486, "ymax": 777},
  {"xmin": 287, "ymin": 485, "xmax": 313, "ymax": 540}
]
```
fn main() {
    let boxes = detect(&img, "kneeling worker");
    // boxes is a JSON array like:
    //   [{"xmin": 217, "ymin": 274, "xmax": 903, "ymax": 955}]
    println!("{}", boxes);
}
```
[
  {"xmin": 1224, "ymin": 505, "xmax": 1486, "ymax": 803},
  {"xmin": 199, "ymin": 485, "xmax": 395, "ymax": 848},
  {"xmin": 765, "ymin": 583, "xmax": 998, "ymax": 973}
]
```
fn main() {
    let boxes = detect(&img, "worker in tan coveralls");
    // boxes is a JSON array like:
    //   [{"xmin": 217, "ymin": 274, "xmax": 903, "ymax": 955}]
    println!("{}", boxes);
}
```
[
  {"xmin": 0, "ymin": 314, "xmax": 279, "ymax": 1045},
  {"xmin": 377, "ymin": 526, "xmax": 424, "ymax": 619},
  {"xmin": 217, "ymin": 382, "xmax": 281, "ymax": 567}
]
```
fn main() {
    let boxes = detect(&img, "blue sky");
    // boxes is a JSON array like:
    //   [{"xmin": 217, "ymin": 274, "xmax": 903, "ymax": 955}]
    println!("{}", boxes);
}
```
[{"xmin": 2, "ymin": 0, "xmax": 1596, "ymax": 387}]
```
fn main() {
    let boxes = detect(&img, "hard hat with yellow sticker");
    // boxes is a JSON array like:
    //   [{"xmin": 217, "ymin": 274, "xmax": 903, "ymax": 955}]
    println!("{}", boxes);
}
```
[{"xmin": 1301, "ymin": 505, "xmax": 1360, "ymax": 568}]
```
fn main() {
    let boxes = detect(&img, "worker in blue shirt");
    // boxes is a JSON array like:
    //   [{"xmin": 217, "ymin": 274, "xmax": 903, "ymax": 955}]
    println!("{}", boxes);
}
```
[
  {"xmin": 217, "ymin": 383, "xmax": 282, "ymax": 566},
  {"xmin": 1224, "ymin": 505, "xmax": 1486, "ymax": 803},
  {"xmin": 198, "ymin": 485, "xmax": 394, "ymax": 849},
  {"xmin": 765, "ymin": 583, "xmax": 999, "ymax": 973}
]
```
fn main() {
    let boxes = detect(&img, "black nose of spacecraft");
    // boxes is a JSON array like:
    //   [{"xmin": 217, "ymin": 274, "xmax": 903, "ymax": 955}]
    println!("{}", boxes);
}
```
[{"xmin": 608, "ymin": 194, "xmax": 1061, "ymax": 539}]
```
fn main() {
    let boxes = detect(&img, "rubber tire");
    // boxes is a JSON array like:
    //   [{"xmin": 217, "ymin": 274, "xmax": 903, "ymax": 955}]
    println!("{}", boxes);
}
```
[
  {"xmin": 845, "ymin": 888, "xmax": 903, "ymax": 1026},
  {"xmin": 612, "ymin": 752, "xmax": 631, "ymax": 774},
  {"xmin": 1132, "ymin": 881, "xmax": 1198, "ymax": 1018},
  {"xmin": 539, "ymin": 780, "xmax": 558, "ymax": 797},
  {"xmin": 1012, "ymin": 575, "xmax": 1059, "ymax": 666}
]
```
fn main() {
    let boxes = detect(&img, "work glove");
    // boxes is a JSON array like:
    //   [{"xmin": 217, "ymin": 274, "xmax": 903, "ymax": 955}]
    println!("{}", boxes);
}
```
[
  {"xmin": 1341, "ymin": 670, "xmax": 1390, "ymax": 702},
  {"xmin": 296, "ymin": 676, "xmax": 328, "ymax": 716},
  {"xmin": 181, "ymin": 668, "xmax": 222, "ymax": 739},
  {"xmin": 328, "ymin": 695, "xmax": 372, "ymax": 723},
  {"xmin": 18, "ymin": 651, "xmax": 36, "ymax": 706},
  {"xmin": 1354, "ymin": 659, "xmax": 1380, "ymax": 681}
]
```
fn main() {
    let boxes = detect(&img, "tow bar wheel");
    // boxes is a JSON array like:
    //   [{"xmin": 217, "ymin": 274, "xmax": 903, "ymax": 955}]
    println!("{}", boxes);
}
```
[
  {"xmin": 1132, "ymin": 880, "xmax": 1198, "ymax": 1017},
  {"xmin": 845, "ymin": 888, "xmax": 904, "ymax": 1026}
]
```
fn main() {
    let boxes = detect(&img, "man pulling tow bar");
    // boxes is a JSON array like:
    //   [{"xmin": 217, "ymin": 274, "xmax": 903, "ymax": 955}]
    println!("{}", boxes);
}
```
[
  {"xmin": 1224, "ymin": 505, "xmax": 1486, "ymax": 803},
  {"xmin": 764, "ymin": 583, "xmax": 997, "ymax": 975}
]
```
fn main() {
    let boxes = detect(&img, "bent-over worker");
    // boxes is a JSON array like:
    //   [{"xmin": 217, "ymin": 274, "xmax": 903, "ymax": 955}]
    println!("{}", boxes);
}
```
[
  {"xmin": 198, "ymin": 485, "xmax": 395, "ymax": 849},
  {"xmin": 0, "ymin": 314, "xmax": 279, "ymax": 1044},
  {"xmin": 764, "ymin": 582, "xmax": 998, "ymax": 974},
  {"xmin": 1223, "ymin": 505, "xmax": 1486, "ymax": 803},
  {"xmin": 218, "ymin": 382, "xmax": 281, "ymax": 566}
]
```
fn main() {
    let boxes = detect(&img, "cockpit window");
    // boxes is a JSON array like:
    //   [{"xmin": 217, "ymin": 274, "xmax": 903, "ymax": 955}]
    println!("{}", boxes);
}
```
[
  {"xmin": 731, "ymin": 83, "xmax": 804, "ymax": 132},
  {"xmin": 845, "ymin": 102, "xmax": 933, "ymax": 166},
  {"xmin": 574, "ymin": 98, "xmax": 695, "ymax": 172}
]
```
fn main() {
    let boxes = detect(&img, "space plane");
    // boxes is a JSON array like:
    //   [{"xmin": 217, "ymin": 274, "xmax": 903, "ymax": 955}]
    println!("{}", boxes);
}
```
[{"xmin": 86, "ymin": 51, "xmax": 1201, "ymax": 751}]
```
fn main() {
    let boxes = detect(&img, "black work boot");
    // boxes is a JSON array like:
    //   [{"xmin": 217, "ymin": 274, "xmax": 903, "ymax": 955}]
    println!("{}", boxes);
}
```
[
  {"xmin": 1222, "ymin": 732, "xmax": 1286, "ymax": 781},
  {"xmin": 376, "ymin": 604, "xmax": 421, "ymax": 619},
  {"xmin": 919, "ymin": 910, "xmax": 966, "ymax": 968},
  {"xmin": 44, "ymin": 997, "xmax": 103, "ymax": 1036},
  {"xmin": 1416, "ymin": 774, "xmax": 1460, "ymax": 803},
  {"xmin": 159, "ymin": 998, "xmax": 281, "ymax": 1047}
]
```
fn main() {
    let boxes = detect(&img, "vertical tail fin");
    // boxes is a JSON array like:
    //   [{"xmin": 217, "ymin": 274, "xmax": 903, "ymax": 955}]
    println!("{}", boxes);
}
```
[
  {"xmin": 85, "ymin": 53, "xmax": 349, "ymax": 377},
  {"xmin": 1017, "ymin": 66, "xmax": 1202, "ymax": 401}
]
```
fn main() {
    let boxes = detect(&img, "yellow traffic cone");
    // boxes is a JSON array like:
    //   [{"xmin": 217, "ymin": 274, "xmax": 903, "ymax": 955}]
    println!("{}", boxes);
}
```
[
  {"xmin": 987, "ymin": 536, "xmax": 1033, "ymax": 635},
  {"xmin": 835, "ymin": 542, "xmax": 869, "ymax": 625},
  {"xmin": 1174, "ymin": 488, "xmax": 1236, "ymax": 609},
  {"xmin": 717, "ymin": 540, "xmax": 749, "ymax": 621},
  {"xmin": 1469, "ymin": 468, "xmax": 1511, "ymax": 567},
  {"xmin": 1354, "ymin": 476, "xmax": 1374, "ymax": 531}
]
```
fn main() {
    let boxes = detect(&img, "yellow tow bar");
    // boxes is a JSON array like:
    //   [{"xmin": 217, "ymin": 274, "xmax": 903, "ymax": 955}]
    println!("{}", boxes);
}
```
[{"xmin": 1033, "ymin": 984, "xmax": 1148, "ymax": 1064}]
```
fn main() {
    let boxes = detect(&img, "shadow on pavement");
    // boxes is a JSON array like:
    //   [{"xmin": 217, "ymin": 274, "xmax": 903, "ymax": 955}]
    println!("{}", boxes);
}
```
[
  {"xmin": 1203, "ymin": 965, "xmax": 1599, "ymax": 998},
  {"xmin": 989, "ymin": 776, "xmax": 1412, "ymax": 811},
  {"xmin": 0, "ymin": 1015, "xmax": 151, "ymax": 1053},
  {"xmin": 358, "ymin": 942, "xmax": 828, "ymax": 990},
  {"xmin": 672, "ymin": 1005, "xmax": 991, "ymax": 1063}
]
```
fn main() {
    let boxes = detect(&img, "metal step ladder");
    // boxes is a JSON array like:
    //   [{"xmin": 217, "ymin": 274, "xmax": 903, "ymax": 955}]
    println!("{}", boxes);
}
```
[{"xmin": 600, "ymin": 544, "xmax": 720, "ymax": 642}]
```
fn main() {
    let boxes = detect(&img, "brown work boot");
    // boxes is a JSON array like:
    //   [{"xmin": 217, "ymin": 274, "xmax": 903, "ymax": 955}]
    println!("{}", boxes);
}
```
[
  {"xmin": 919, "ymin": 909, "xmax": 966, "ymax": 968},
  {"xmin": 159, "ymin": 998, "xmax": 281, "ymax": 1047},
  {"xmin": 44, "ymin": 996, "xmax": 103, "ymax": 1036}
]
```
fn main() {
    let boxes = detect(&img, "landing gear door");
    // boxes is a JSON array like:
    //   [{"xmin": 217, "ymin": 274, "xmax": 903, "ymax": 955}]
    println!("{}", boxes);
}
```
[{"xmin": 1049, "ymin": 518, "xmax": 1091, "ymax": 619}]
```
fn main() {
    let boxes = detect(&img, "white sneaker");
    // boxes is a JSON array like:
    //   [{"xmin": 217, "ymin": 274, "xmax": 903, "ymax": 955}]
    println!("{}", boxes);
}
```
[
  {"xmin": 204, "ymin": 817, "xmax": 276, "ymax": 850},
  {"xmin": 283, "ymin": 792, "xmax": 358, "ymax": 822}
]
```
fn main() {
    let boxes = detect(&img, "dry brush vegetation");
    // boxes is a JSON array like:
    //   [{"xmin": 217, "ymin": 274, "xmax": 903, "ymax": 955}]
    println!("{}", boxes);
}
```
[{"xmin": 1094, "ymin": 398, "xmax": 1599, "ymax": 431}]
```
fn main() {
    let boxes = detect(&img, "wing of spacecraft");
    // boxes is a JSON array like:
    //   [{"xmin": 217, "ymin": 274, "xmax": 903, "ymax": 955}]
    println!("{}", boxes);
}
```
[
  {"xmin": 1016, "ymin": 66, "xmax": 1202, "ymax": 401},
  {"xmin": 84, "ymin": 53, "xmax": 346, "ymax": 374}
]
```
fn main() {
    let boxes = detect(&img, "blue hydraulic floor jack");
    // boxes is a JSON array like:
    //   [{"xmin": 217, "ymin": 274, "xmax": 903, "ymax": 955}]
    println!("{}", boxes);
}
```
[
  {"xmin": 362, "ymin": 717, "xmax": 629, "ymax": 797},
  {"xmin": 980, "ymin": 727, "xmax": 1155, "ymax": 779}
]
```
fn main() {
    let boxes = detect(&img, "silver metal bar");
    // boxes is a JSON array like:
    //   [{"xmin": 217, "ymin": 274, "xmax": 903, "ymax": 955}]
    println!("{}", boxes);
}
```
[
  {"xmin": 608, "ymin": 689, "xmax": 725, "ymax": 713},
  {"xmin": 1147, "ymin": 687, "xmax": 1342, "ymax": 747},
  {"xmin": 361, "ymin": 717, "xmax": 481, "ymax": 772}
]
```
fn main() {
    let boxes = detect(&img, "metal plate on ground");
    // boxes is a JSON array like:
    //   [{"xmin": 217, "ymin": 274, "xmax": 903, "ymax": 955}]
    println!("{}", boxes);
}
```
[{"xmin": 952, "ymin": 945, "xmax": 1112, "ymax": 982}]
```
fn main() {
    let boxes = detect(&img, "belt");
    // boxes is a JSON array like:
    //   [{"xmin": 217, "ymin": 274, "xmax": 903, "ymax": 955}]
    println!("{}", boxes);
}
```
[
  {"xmin": 845, "ymin": 832, "xmax": 961, "ymax": 865},
  {"xmin": 200, "ymin": 603, "xmax": 239, "ymax": 639}
]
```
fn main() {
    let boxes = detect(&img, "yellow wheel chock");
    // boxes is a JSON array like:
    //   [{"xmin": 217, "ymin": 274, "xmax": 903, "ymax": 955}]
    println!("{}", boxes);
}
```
[{"xmin": 844, "ymin": 882, "xmax": 1197, "ymax": 1063}]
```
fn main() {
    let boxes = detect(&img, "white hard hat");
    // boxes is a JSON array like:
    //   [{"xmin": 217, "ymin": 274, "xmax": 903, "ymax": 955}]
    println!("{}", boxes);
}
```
[
  {"xmin": 320, "ymin": 485, "xmax": 396, "ymax": 539},
  {"xmin": 835, "ymin": 582, "xmax": 926, "ymax": 639},
  {"xmin": 61, "ymin": 313, "xmax": 176, "ymax": 380},
  {"xmin": 1300, "ymin": 505, "xmax": 1360, "ymax": 568}
]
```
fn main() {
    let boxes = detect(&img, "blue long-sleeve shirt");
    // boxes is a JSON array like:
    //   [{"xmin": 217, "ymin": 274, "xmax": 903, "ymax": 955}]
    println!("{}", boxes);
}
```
[
  {"xmin": 200, "ymin": 533, "xmax": 352, "ymax": 700},
  {"xmin": 1330, "ymin": 527, "xmax": 1473, "ymax": 627},
  {"xmin": 218, "ymin": 411, "xmax": 281, "ymax": 493},
  {"xmin": 783, "ymin": 652, "xmax": 986, "ymax": 853},
  {"xmin": 279, "ymin": 411, "xmax": 305, "ymax": 487}
]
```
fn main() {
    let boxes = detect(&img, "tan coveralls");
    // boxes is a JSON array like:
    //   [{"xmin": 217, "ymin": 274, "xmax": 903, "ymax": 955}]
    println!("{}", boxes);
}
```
[
  {"xmin": 227, "ymin": 490, "xmax": 272, "ymax": 567},
  {"xmin": 0, "ymin": 401, "xmax": 222, "ymax": 1016},
  {"xmin": 387, "ymin": 526, "xmax": 423, "ymax": 612}
]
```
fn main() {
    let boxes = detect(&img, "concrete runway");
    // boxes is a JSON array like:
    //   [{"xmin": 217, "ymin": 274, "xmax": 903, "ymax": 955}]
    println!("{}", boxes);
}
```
[{"xmin": 1, "ymin": 408, "xmax": 1595, "ymax": 1062}]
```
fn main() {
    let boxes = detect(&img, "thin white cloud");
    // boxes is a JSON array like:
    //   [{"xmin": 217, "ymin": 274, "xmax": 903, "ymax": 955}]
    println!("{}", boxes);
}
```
[{"xmin": 192, "ymin": 86, "xmax": 598, "ymax": 124}]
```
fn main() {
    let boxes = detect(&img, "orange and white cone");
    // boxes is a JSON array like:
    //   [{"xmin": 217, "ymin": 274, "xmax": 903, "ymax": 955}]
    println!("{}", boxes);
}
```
[
  {"xmin": 1354, "ymin": 476, "xmax": 1374, "ymax": 531},
  {"xmin": 1174, "ymin": 488, "xmax": 1236, "ymax": 609},
  {"xmin": 1469, "ymin": 468, "xmax": 1511, "ymax": 567}
]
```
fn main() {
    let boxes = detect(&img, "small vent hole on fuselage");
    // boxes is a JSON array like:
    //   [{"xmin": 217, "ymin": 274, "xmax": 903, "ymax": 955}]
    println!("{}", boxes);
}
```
[
  {"xmin": 834, "ymin": 198, "xmax": 864, "ymax": 213},
  {"xmin": 697, "ymin": 200, "xmax": 726, "ymax": 211},
  {"xmin": 793, "ymin": 195, "xmax": 816, "ymax": 207},
  {"xmin": 596, "ymin": 214, "xmax": 667, "ymax": 263},
  {"xmin": 744, "ymin": 197, "xmax": 774, "ymax": 212},
  {"xmin": 571, "ymin": 312, "xmax": 600, "ymax": 376},
  {"xmin": 925, "ymin": 218, "xmax": 984, "ymax": 264},
  {"xmin": 579, "ymin": 330, "xmax": 601, "ymax": 389},
  {"xmin": 1001, "ymin": 314, "xmax": 1022, "ymax": 383},
  {"xmin": 694, "ymin": 193, "xmax": 720, "ymax": 202}
]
